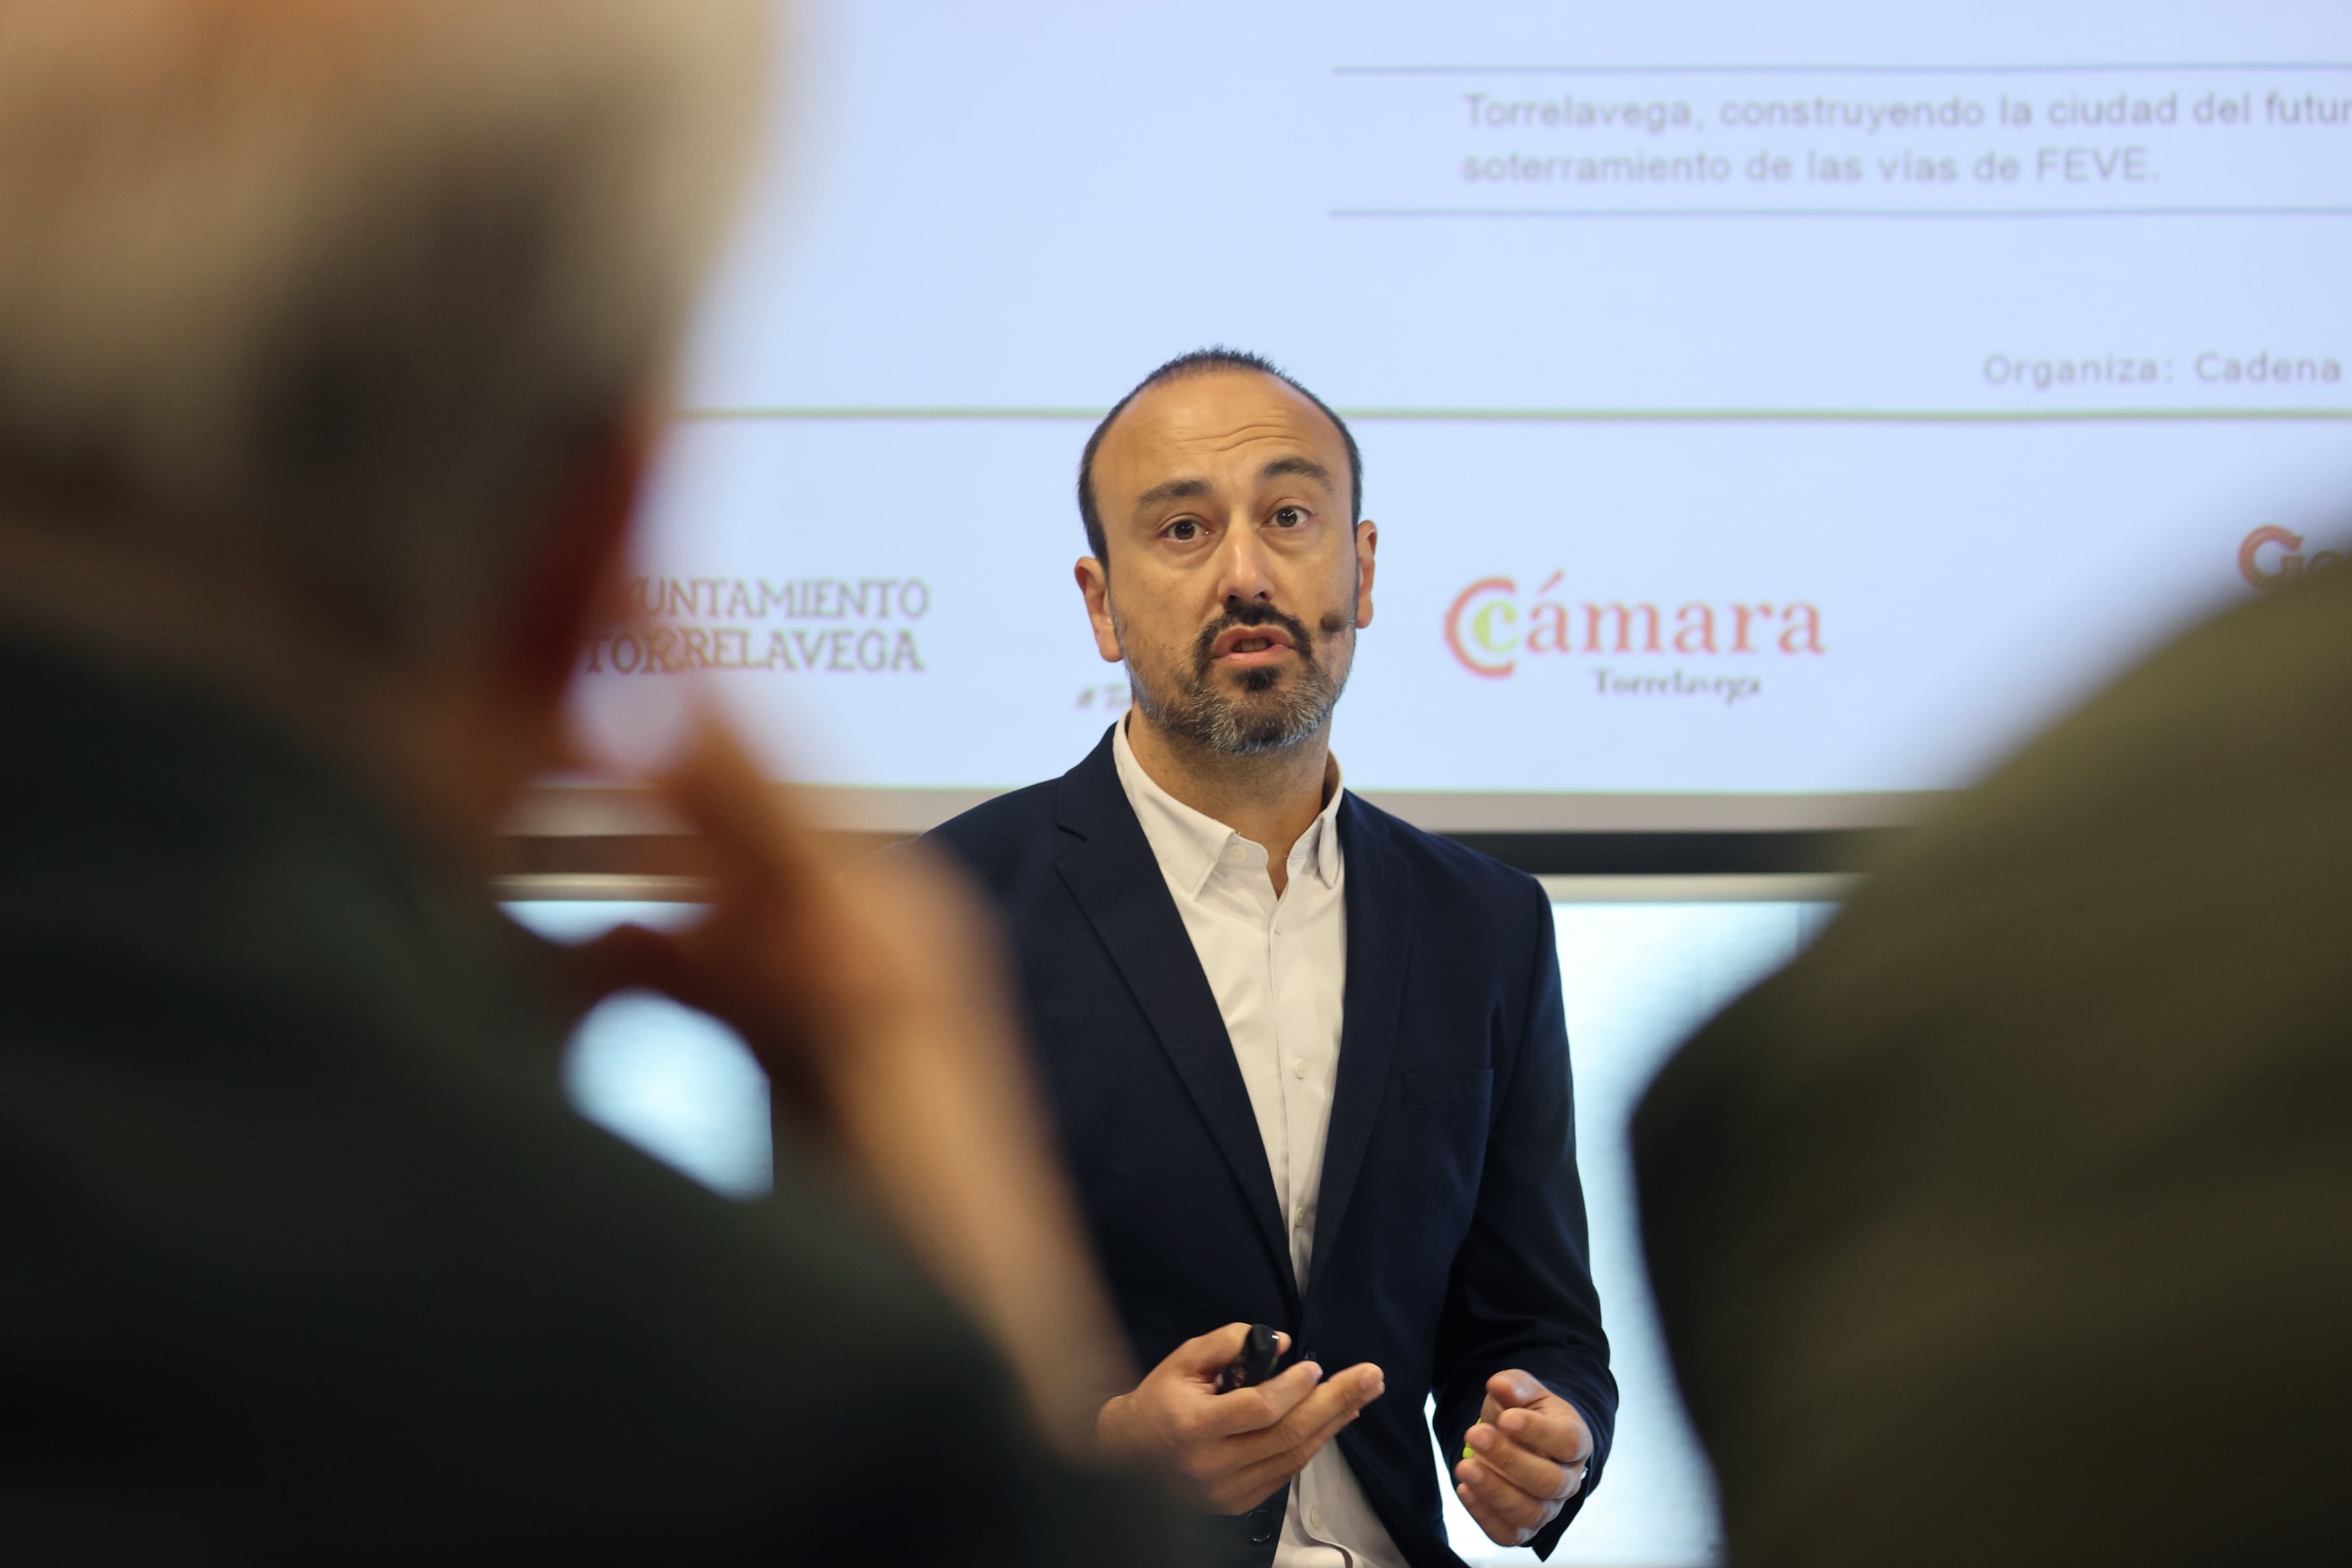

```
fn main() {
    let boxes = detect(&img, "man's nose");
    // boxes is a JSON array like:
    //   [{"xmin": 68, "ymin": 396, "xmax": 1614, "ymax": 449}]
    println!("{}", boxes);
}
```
[{"xmin": 1210, "ymin": 517, "xmax": 1277, "ymax": 605}]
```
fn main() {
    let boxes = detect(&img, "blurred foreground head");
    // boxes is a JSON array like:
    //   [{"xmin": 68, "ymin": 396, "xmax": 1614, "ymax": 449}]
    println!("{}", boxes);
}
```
[{"xmin": 0, "ymin": 0, "xmax": 763, "ymax": 828}]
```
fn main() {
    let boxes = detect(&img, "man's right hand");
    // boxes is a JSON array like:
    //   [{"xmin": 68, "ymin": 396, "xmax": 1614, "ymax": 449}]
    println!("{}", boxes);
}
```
[{"xmin": 1097, "ymin": 1324, "xmax": 1385, "ymax": 1514}]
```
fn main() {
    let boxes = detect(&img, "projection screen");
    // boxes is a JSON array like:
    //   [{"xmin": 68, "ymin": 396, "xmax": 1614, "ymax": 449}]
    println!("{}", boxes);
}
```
[{"xmin": 568, "ymin": 0, "xmax": 2352, "ymax": 832}]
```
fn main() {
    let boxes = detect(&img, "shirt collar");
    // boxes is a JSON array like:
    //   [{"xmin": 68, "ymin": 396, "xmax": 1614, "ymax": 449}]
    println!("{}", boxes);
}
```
[
  {"xmin": 1111, "ymin": 716, "xmax": 1346, "ymax": 900},
  {"xmin": 1297, "ymin": 761, "xmax": 1345, "ymax": 890}
]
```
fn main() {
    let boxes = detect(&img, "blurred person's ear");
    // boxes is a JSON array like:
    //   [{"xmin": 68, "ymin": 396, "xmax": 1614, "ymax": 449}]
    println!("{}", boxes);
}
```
[
  {"xmin": 392, "ymin": 397, "xmax": 659, "ymax": 849},
  {"xmin": 497, "ymin": 401, "xmax": 661, "ymax": 721}
]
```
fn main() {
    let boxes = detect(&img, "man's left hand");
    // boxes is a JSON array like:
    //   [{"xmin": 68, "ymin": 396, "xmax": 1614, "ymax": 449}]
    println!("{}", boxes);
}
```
[{"xmin": 1453, "ymin": 1370, "xmax": 1591, "ymax": 1548}]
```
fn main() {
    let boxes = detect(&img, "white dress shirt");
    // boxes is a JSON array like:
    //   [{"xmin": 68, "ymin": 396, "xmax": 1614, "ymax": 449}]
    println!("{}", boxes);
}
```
[{"xmin": 1113, "ymin": 719, "xmax": 1409, "ymax": 1568}]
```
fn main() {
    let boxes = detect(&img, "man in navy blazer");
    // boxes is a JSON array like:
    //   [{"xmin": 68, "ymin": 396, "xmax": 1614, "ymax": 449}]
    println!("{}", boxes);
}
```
[{"xmin": 930, "ymin": 350, "xmax": 1615, "ymax": 1567}]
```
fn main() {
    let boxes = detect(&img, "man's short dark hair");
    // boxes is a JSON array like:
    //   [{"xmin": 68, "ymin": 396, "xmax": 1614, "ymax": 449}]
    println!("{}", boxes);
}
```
[{"xmin": 1076, "ymin": 347, "xmax": 1362, "ymax": 564}]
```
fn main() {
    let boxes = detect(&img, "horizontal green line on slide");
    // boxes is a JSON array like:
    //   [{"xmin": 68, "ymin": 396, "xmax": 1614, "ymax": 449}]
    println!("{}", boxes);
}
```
[
  {"xmin": 676, "ymin": 406, "xmax": 2352, "ymax": 424},
  {"xmin": 1332, "ymin": 207, "xmax": 2352, "ymax": 220},
  {"xmin": 1335, "ymin": 63, "xmax": 2352, "ymax": 75}
]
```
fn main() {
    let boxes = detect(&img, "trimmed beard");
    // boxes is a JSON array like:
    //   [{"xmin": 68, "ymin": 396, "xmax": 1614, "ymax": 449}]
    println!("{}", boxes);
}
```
[{"xmin": 1123, "ymin": 600, "xmax": 1348, "ymax": 756}]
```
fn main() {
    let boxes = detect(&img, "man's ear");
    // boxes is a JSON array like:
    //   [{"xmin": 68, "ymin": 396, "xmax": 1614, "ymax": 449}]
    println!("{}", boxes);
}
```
[
  {"xmin": 501, "ymin": 401, "xmax": 659, "ymax": 708},
  {"xmin": 1073, "ymin": 556, "xmax": 1123, "ymax": 663},
  {"xmin": 1354, "ymin": 519, "xmax": 1378, "ymax": 629}
]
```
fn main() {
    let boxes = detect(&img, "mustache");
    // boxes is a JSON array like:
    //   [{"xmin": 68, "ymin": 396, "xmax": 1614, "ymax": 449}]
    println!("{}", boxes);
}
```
[{"xmin": 1190, "ymin": 602, "xmax": 1317, "ymax": 673}]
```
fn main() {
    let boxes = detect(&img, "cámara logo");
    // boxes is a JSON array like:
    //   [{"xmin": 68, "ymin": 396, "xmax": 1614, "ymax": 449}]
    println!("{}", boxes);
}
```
[
  {"xmin": 1445, "ymin": 573, "xmax": 1824, "ymax": 678},
  {"xmin": 2238, "ymin": 526, "xmax": 2342, "ymax": 590}
]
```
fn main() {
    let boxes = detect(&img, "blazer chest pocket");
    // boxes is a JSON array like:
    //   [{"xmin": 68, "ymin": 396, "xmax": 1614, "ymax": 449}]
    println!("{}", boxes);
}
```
[{"xmin": 1403, "ymin": 1067, "xmax": 1492, "ymax": 1105}]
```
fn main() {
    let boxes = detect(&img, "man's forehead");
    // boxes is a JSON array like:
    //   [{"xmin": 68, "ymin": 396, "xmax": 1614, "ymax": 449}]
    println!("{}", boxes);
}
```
[{"xmin": 1099, "ymin": 370, "xmax": 1344, "ymax": 489}]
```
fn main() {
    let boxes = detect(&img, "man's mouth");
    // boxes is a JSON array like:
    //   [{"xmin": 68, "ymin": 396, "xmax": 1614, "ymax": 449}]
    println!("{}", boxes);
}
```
[{"xmin": 1209, "ymin": 624, "xmax": 1296, "ymax": 665}]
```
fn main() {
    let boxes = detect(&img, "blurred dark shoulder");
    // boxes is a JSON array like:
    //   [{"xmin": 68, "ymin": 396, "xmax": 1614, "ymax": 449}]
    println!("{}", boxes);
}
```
[
  {"xmin": 1646, "ymin": 558, "xmax": 2352, "ymax": 1152},
  {"xmin": 1634, "ymin": 562, "xmax": 2352, "ymax": 1568},
  {"xmin": 0, "ymin": 632, "xmax": 1201, "ymax": 1567}
]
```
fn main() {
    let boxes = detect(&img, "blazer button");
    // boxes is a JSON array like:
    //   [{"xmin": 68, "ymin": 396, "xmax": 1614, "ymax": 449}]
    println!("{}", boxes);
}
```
[{"xmin": 1246, "ymin": 1507, "xmax": 1276, "ymax": 1544}]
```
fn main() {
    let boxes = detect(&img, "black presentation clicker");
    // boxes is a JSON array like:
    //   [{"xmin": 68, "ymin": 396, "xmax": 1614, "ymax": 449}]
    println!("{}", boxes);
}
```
[{"xmin": 1215, "ymin": 1324, "xmax": 1284, "ymax": 1393}]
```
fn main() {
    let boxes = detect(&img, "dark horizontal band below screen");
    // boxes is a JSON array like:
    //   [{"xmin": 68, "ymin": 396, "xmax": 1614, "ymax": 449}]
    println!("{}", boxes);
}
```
[{"xmin": 495, "ymin": 828, "xmax": 1898, "ymax": 882}]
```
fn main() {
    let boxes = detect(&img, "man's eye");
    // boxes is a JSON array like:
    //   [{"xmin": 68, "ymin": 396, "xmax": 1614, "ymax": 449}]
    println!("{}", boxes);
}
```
[
  {"xmin": 1273, "ymin": 507, "xmax": 1305, "ymax": 528},
  {"xmin": 1168, "ymin": 519, "xmax": 1200, "ymax": 541}
]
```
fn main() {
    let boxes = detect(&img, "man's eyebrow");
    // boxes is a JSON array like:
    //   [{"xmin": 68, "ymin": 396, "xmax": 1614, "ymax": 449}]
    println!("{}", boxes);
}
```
[
  {"xmin": 1260, "ymin": 455, "xmax": 1334, "ymax": 489},
  {"xmin": 1133, "ymin": 476, "xmax": 1211, "ymax": 514}
]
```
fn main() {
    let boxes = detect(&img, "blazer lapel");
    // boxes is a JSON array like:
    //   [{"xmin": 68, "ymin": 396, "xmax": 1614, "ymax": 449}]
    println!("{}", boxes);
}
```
[
  {"xmin": 1052, "ymin": 733, "xmax": 1296, "ymax": 1301},
  {"xmin": 1310, "ymin": 796, "xmax": 1415, "ymax": 1281}
]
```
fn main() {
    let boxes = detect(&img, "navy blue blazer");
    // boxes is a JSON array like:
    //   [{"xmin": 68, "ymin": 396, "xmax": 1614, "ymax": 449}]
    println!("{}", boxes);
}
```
[{"xmin": 929, "ymin": 729, "xmax": 1616, "ymax": 1567}]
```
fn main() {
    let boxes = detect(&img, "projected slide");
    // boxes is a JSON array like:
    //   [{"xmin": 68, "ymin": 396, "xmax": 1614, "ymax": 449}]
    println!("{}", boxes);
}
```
[{"xmin": 574, "ymin": 1, "xmax": 2352, "ymax": 825}]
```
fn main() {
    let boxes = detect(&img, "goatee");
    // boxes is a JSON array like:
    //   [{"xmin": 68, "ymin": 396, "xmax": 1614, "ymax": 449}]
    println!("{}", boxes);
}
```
[{"xmin": 1127, "ymin": 601, "xmax": 1348, "ymax": 757}]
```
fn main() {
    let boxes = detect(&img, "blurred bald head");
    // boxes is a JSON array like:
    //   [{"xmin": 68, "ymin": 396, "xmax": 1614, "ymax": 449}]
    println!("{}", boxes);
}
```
[{"xmin": 0, "ymin": 0, "xmax": 765, "ymax": 653}]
